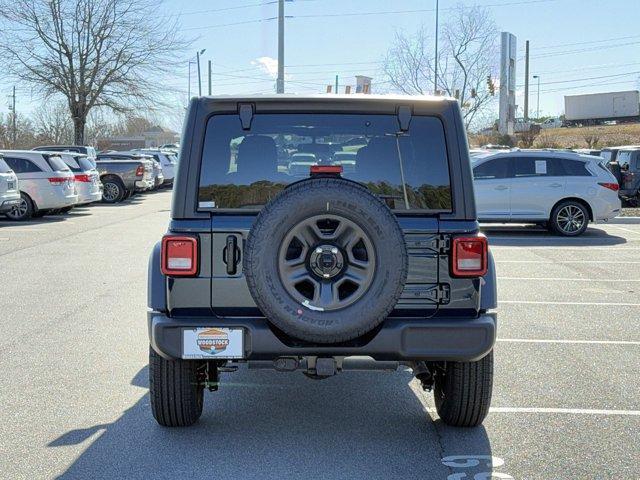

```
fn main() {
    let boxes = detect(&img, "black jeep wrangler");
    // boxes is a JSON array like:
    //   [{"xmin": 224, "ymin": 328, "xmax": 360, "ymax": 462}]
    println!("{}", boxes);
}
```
[{"xmin": 147, "ymin": 95, "xmax": 497, "ymax": 428}]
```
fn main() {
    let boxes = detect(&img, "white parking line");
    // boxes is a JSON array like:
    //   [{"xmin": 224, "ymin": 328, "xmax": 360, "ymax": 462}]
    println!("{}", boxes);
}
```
[
  {"xmin": 425, "ymin": 406, "xmax": 640, "ymax": 416},
  {"xmin": 492, "ymin": 246, "xmax": 640, "ymax": 251},
  {"xmin": 0, "ymin": 237, "xmax": 8, "ymax": 241},
  {"xmin": 0, "ymin": 227, "xmax": 45, "ymax": 232},
  {"xmin": 498, "ymin": 276, "xmax": 640, "ymax": 282},
  {"xmin": 487, "ymin": 407, "xmax": 640, "ymax": 416},
  {"xmin": 496, "ymin": 260, "xmax": 640, "ymax": 264},
  {"xmin": 500, "ymin": 300, "xmax": 640, "ymax": 306},
  {"xmin": 498, "ymin": 338, "xmax": 640, "ymax": 345},
  {"xmin": 607, "ymin": 224, "xmax": 640, "ymax": 236}
]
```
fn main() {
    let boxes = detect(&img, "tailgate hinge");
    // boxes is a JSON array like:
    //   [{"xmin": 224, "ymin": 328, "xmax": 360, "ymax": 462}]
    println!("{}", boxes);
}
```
[
  {"xmin": 435, "ymin": 235, "xmax": 450, "ymax": 254},
  {"xmin": 435, "ymin": 284, "xmax": 450, "ymax": 304}
]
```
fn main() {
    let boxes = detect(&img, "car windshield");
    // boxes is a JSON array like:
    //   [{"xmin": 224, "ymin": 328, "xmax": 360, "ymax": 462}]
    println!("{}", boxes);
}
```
[
  {"xmin": 47, "ymin": 155, "xmax": 71, "ymax": 172},
  {"xmin": 198, "ymin": 113, "xmax": 452, "ymax": 212}
]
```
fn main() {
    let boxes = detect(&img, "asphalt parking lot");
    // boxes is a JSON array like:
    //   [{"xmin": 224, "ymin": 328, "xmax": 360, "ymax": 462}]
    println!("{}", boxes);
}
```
[{"xmin": 1, "ymin": 191, "xmax": 639, "ymax": 480}]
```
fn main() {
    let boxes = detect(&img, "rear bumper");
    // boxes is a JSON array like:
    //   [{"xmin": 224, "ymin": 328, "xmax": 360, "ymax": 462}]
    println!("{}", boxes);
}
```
[
  {"xmin": 148, "ymin": 311, "xmax": 497, "ymax": 362},
  {"xmin": 0, "ymin": 197, "xmax": 21, "ymax": 213}
]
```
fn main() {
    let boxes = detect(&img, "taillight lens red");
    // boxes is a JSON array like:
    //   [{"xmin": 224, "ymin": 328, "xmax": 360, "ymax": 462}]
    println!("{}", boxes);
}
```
[
  {"xmin": 75, "ymin": 174, "xmax": 91, "ymax": 182},
  {"xmin": 48, "ymin": 177, "xmax": 68, "ymax": 185},
  {"xmin": 451, "ymin": 235, "xmax": 488, "ymax": 277},
  {"xmin": 136, "ymin": 165, "xmax": 144, "ymax": 176},
  {"xmin": 161, "ymin": 236, "xmax": 198, "ymax": 276},
  {"xmin": 310, "ymin": 165, "xmax": 343, "ymax": 175},
  {"xmin": 598, "ymin": 182, "xmax": 620, "ymax": 191}
]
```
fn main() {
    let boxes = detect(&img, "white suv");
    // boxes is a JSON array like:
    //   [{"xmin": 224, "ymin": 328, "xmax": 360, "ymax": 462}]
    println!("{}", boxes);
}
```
[
  {"xmin": 471, "ymin": 150, "xmax": 621, "ymax": 236},
  {"xmin": 0, "ymin": 150, "xmax": 78, "ymax": 221}
]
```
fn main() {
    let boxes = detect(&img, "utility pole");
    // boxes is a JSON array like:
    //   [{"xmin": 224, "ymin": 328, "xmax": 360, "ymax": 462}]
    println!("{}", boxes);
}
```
[
  {"xmin": 187, "ymin": 61, "xmax": 191, "ymax": 100},
  {"xmin": 524, "ymin": 40, "xmax": 530, "ymax": 121},
  {"xmin": 434, "ymin": 0, "xmax": 439, "ymax": 94},
  {"xmin": 533, "ymin": 74, "xmax": 541, "ymax": 119},
  {"xmin": 277, "ymin": 0, "xmax": 285, "ymax": 93},
  {"xmin": 208, "ymin": 60, "xmax": 212, "ymax": 96},
  {"xmin": 335, "ymin": 75, "xmax": 339, "ymax": 94},
  {"xmin": 197, "ymin": 50, "xmax": 203, "ymax": 96}
]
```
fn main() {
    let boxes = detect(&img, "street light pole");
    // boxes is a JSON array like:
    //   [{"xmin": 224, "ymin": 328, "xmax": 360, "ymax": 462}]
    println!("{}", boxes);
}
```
[
  {"xmin": 533, "ymin": 74, "xmax": 540, "ymax": 119},
  {"xmin": 196, "ymin": 49, "xmax": 206, "ymax": 97},
  {"xmin": 187, "ymin": 61, "xmax": 191, "ymax": 100},
  {"xmin": 434, "ymin": 0, "xmax": 439, "ymax": 95}
]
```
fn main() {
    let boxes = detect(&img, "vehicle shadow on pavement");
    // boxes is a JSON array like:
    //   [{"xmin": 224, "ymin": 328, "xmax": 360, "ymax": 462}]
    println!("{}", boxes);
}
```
[
  {"xmin": 483, "ymin": 225, "xmax": 626, "ymax": 247},
  {"xmin": 51, "ymin": 365, "xmax": 492, "ymax": 480}
]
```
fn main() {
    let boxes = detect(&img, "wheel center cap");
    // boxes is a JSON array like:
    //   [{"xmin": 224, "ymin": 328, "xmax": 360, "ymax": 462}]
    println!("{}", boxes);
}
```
[{"xmin": 310, "ymin": 245, "xmax": 344, "ymax": 279}]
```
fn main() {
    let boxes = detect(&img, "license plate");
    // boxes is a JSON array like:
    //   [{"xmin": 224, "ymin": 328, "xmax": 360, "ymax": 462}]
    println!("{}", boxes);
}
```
[{"xmin": 182, "ymin": 327, "xmax": 244, "ymax": 359}]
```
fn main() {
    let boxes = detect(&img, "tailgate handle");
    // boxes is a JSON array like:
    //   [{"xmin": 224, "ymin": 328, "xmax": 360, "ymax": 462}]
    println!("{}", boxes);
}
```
[{"xmin": 223, "ymin": 235, "xmax": 240, "ymax": 275}]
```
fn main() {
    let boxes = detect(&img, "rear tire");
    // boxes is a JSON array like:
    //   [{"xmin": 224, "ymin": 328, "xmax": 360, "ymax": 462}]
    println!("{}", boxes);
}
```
[
  {"xmin": 149, "ymin": 346, "xmax": 204, "ymax": 427},
  {"xmin": 102, "ymin": 176, "xmax": 125, "ymax": 203},
  {"xmin": 434, "ymin": 350, "xmax": 493, "ymax": 427},
  {"xmin": 5, "ymin": 193, "xmax": 34, "ymax": 221},
  {"xmin": 550, "ymin": 200, "xmax": 589, "ymax": 236}
]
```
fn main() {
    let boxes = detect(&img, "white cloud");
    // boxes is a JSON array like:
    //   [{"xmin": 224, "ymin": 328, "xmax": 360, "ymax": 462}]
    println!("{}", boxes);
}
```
[{"xmin": 252, "ymin": 56, "xmax": 279, "ymax": 78}]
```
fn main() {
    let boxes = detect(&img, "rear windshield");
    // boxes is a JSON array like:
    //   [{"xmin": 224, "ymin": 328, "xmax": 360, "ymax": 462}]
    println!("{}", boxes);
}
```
[
  {"xmin": 62, "ymin": 156, "xmax": 82, "ymax": 172},
  {"xmin": 0, "ymin": 158, "xmax": 11, "ymax": 173},
  {"xmin": 78, "ymin": 157, "xmax": 95, "ymax": 170},
  {"xmin": 46, "ymin": 155, "xmax": 70, "ymax": 172},
  {"xmin": 198, "ymin": 113, "xmax": 451, "ymax": 212},
  {"xmin": 617, "ymin": 151, "xmax": 632, "ymax": 169}
]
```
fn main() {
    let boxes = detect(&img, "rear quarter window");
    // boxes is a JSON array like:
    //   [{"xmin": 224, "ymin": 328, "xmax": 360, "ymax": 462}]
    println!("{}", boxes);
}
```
[
  {"xmin": 46, "ymin": 156, "xmax": 71, "ymax": 172},
  {"xmin": 198, "ymin": 113, "xmax": 452, "ymax": 212},
  {"xmin": 0, "ymin": 158, "xmax": 11, "ymax": 173}
]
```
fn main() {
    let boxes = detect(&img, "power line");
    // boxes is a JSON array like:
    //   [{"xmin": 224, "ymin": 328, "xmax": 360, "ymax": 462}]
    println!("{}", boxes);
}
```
[
  {"xmin": 184, "ymin": 0, "xmax": 559, "ymax": 31},
  {"xmin": 517, "ymin": 70, "xmax": 640, "ymax": 88},
  {"xmin": 519, "ymin": 34, "xmax": 640, "ymax": 52},
  {"xmin": 539, "ymin": 78, "xmax": 639, "ymax": 94},
  {"xmin": 174, "ymin": 1, "xmax": 277, "ymax": 16},
  {"xmin": 532, "ymin": 40, "xmax": 640, "ymax": 58},
  {"xmin": 183, "ymin": 17, "xmax": 278, "ymax": 31}
]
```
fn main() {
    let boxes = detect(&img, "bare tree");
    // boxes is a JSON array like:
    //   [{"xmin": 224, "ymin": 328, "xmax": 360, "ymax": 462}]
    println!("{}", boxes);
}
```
[
  {"xmin": 32, "ymin": 100, "xmax": 73, "ymax": 145},
  {"xmin": 0, "ymin": 0, "xmax": 188, "ymax": 144},
  {"xmin": 383, "ymin": 4, "xmax": 498, "ymax": 129}
]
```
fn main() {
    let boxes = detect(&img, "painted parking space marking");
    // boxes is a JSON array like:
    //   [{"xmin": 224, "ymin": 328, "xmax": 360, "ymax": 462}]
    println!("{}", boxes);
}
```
[
  {"xmin": 427, "ymin": 407, "xmax": 640, "ymax": 416},
  {"xmin": 498, "ymin": 338, "xmax": 640, "ymax": 345},
  {"xmin": 496, "ymin": 260, "xmax": 640, "ymax": 264},
  {"xmin": 498, "ymin": 276, "xmax": 640, "ymax": 282},
  {"xmin": 607, "ymin": 224, "xmax": 640, "ymax": 237},
  {"xmin": 500, "ymin": 300, "xmax": 640, "ymax": 306}
]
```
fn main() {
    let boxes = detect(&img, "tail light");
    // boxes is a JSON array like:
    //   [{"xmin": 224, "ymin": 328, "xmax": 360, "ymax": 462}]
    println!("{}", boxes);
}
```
[
  {"xmin": 161, "ymin": 236, "xmax": 198, "ymax": 276},
  {"xmin": 310, "ymin": 165, "xmax": 343, "ymax": 176},
  {"xmin": 451, "ymin": 235, "xmax": 488, "ymax": 277},
  {"xmin": 136, "ymin": 165, "xmax": 144, "ymax": 176},
  {"xmin": 598, "ymin": 182, "xmax": 619, "ymax": 191},
  {"xmin": 48, "ymin": 177, "xmax": 68, "ymax": 185},
  {"xmin": 75, "ymin": 174, "xmax": 91, "ymax": 182}
]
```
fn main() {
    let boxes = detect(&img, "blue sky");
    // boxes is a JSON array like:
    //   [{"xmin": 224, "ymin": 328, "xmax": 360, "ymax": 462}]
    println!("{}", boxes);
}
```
[{"xmin": 3, "ymin": 0, "xmax": 639, "ymax": 124}]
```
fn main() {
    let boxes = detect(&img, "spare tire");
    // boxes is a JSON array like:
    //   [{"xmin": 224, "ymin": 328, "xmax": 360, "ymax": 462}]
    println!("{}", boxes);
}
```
[{"xmin": 244, "ymin": 177, "xmax": 408, "ymax": 343}]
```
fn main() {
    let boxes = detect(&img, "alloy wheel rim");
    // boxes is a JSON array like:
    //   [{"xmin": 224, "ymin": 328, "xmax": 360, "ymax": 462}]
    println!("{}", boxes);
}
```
[
  {"xmin": 8, "ymin": 199, "xmax": 28, "ymax": 219},
  {"xmin": 556, "ymin": 205, "xmax": 585, "ymax": 233},
  {"xmin": 103, "ymin": 183, "xmax": 119, "ymax": 201},
  {"xmin": 277, "ymin": 214, "xmax": 376, "ymax": 312}
]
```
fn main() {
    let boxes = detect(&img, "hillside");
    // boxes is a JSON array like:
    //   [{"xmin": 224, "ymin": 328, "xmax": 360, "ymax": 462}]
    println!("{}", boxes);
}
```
[{"xmin": 471, "ymin": 123, "xmax": 640, "ymax": 149}]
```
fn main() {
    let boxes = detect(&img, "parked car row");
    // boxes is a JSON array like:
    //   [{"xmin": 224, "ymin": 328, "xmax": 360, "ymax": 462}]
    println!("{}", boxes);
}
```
[
  {"xmin": 0, "ymin": 145, "xmax": 178, "ymax": 221},
  {"xmin": 470, "ymin": 149, "xmax": 622, "ymax": 236}
]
